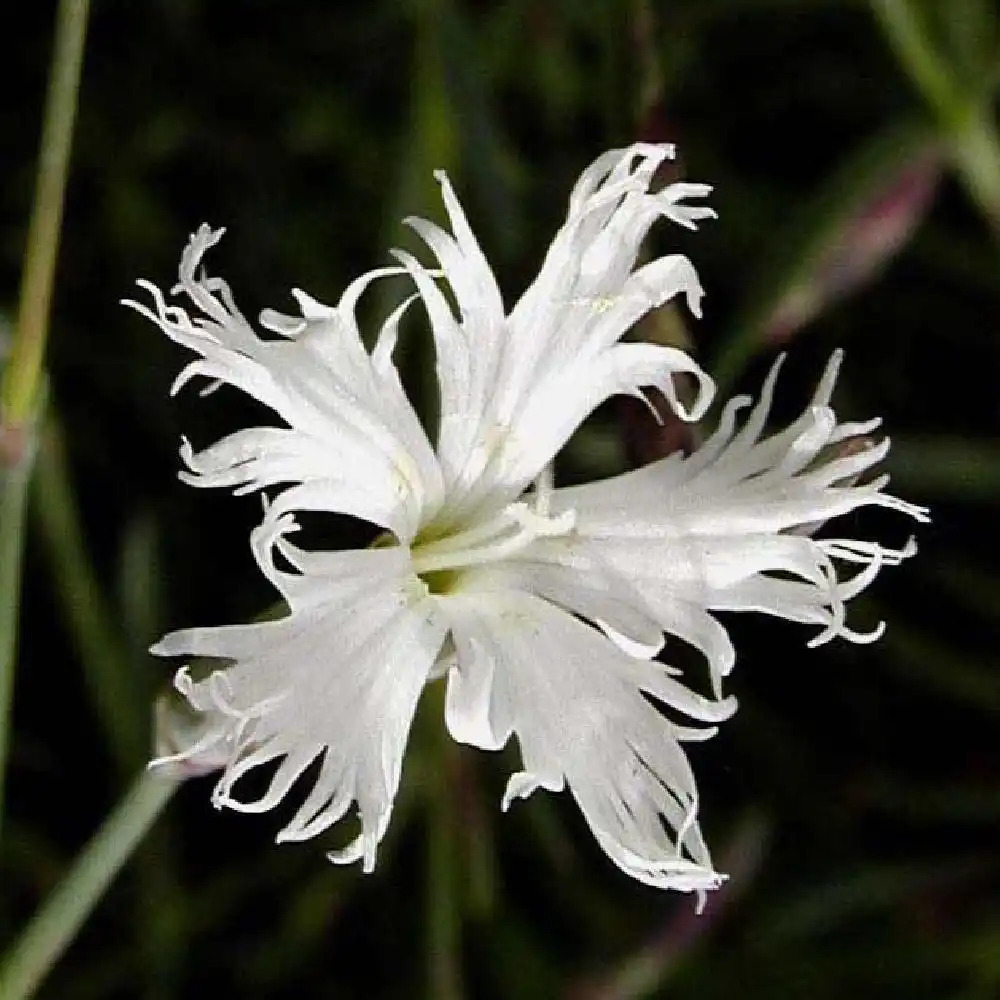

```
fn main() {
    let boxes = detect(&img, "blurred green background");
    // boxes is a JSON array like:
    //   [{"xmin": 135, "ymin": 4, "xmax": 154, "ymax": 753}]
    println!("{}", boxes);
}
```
[{"xmin": 1, "ymin": 1, "xmax": 999, "ymax": 998}]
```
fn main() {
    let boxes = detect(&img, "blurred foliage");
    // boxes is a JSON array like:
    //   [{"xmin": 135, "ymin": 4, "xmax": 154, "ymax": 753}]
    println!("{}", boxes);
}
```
[{"xmin": 1, "ymin": 0, "xmax": 998, "ymax": 998}]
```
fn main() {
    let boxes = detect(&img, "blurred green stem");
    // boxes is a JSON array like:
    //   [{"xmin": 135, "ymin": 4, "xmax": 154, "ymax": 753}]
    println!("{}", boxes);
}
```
[
  {"xmin": 33, "ymin": 415, "xmax": 146, "ymax": 773},
  {"xmin": 0, "ymin": 444, "xmax": 32, "ymax": 841},
  {"xmin": 426, "ymin": 684, "xmax": 464, "ymax": 1000},
  {"xmin": 1, "ymin": 0, "xmax": 89, "ymax": 847},
  {"xmin": 0, "ymin": 770, "xmax": 177, "ymax": 1000},
  {"xmin": 34, "ymin": 412, "xmax": 169, "ymax": 998},
  {"xmin": 871, "ymin": 0, "xmax": 1000, "ymax": 233},
  {"xmin": 1, "ymin": 0, "xmax": 90, "ymax": 424}
]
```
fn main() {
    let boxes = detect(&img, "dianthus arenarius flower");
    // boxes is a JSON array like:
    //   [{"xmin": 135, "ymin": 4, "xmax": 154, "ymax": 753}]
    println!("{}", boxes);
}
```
[{"xmin": 127, "ymin": 144, "xmax": 927, "ymax": 903}]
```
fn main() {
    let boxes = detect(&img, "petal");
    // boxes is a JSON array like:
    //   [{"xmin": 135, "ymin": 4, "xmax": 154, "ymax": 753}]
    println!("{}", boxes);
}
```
[
  {"xmin": 123, "ymin": 225, "xmax": 443, "ymax": 541},
  {"xmin": 440, "ymin": 589, "xmax": 734, "ymax": 898},
  {"xmin": 513, "ymin": 353, "xmax": 927, "ymax": 691},
  {"xmin": 407, "ymin": 145, "xmax": 715, "ymax": 525},
  {"xmin": 481, "ymin": 342, "xmax": 712, "ymax": 502},
  {"xmin": 152, "ymin": 526, "xmax": 448, "ymax": 872},
  {"xmin": 455, "ymin": 536, "xmax": 665, "ymax": 658},
  {"xmin": 175, "ymin": 428, "xmax": 420, "ymax": 530}
]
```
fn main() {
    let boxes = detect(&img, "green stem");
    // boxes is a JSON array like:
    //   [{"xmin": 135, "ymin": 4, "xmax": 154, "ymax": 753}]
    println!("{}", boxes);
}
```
[
  {"xmin": 425, "ymin": 686, "xmax": 463, "ymax": 1000},
  {"xmin": 0, "ymin": 770, "xmax": 177, "ymax": 1000},
  {"xmin": 33, "ymin": 416, "xmax": 146, "ymax": 773},
  {"xmin": 0, "ymin": 444, "xmax": 32, "ymax": 840},
  {"xmin": 1, "ymin": 0, "xmax": 90, "ymax": 847},
  {"xmin": 949, "ymin": 108, "xmax": 1000, "ymax": 235},
  {"xmin": 1, "ymin": 0, "xmax": 91, "ymax": 424},
  {"xmin": 870, "ymin": 0, "xmax": 959, "ymax": 117},
  {"xmin": 871, "ymin": 0, "xmax": 1000, "ymax": 233}
]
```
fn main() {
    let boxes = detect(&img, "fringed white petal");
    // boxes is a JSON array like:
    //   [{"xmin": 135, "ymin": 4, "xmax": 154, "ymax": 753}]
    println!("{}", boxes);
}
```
[
  {"xmin": 151, "ymin": 518, "xmax": 447, "ymax": 871},
  {"xmin": 406, "ymin": 144, "xmax": 716, "ymax": 525},
  {"xmin": 509, "ymin": 352, "xmax": 928, "ymax": 694},
  {"xmin": 440, "ymin": 589, "xmax": 735, "ymax": 902},
  {"xmin": 123, "ymin": 225, "xmax": 444, "ymax": 541},
  {"xmin": 455, "ymin": 540, "xmax": 666, "ymax": 660}
]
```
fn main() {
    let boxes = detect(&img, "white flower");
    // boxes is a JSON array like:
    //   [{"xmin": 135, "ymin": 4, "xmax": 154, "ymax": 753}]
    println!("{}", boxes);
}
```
[{"xmin": 126, "ymin": 144, "xmax": 926, "ymax": 903}]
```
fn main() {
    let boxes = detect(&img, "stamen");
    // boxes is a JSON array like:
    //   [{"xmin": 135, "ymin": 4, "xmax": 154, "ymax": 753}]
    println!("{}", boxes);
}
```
[
  {"xmin": 411, "ymin": 501, "xmax": 576, "ymax": 576},
  {"xmin": 509, "ymin": 502, "xmax": 575, "ymax": 537},
  {"xmin": 533, "ymin": 465, "xmax": 554, "ymax": 516},
  {"xmin": 415, "ymin": 507, "xmax": 519, "ymax": 561}
]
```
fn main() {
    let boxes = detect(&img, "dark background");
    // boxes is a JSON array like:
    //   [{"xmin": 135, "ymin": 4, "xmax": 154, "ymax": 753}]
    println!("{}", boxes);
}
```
[{"xmin": 2, "ymin": 1, "xmax": 998, "ymax": 998}]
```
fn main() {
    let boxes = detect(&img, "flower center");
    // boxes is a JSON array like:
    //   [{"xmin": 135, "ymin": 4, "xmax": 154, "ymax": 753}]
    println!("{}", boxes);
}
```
[{"xmin": 411, "ymin": 500, "xmax": 576, "ymax": 593}]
